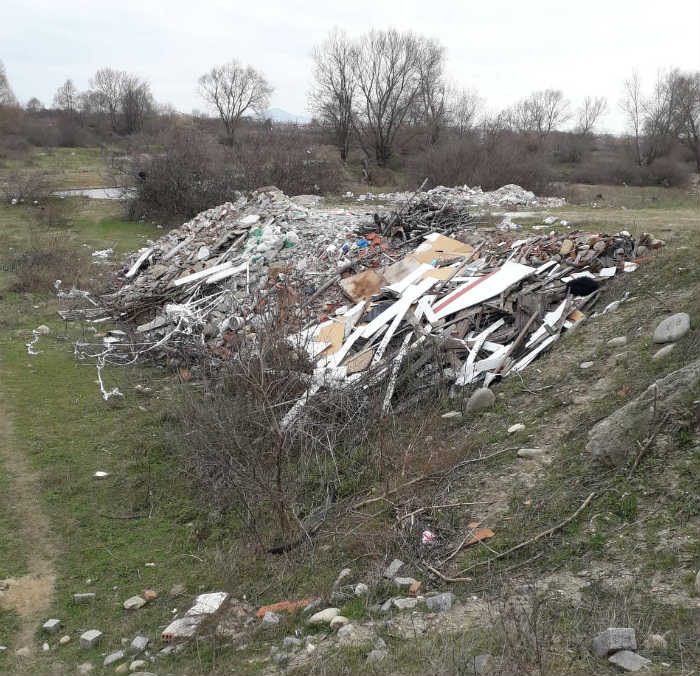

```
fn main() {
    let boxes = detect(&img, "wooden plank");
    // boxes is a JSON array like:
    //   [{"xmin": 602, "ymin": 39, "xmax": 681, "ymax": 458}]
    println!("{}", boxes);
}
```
[{"xmin": 413, "ymin": 233, "xmax": 473, "ymax": 265}]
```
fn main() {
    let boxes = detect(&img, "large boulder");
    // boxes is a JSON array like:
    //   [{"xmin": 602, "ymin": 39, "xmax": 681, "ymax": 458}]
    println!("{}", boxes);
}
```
[
  {"xmin": 586, "ymin": 359, "xmax": 700, "ymax": 465},
  {"xmin": 653, "ymin": 313, "xmax": 690, "ymax": 343}
]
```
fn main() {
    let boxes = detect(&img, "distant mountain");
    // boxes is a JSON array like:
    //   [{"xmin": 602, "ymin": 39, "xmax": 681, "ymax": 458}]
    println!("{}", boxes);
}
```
[{"xmin": 263, "ymin": 108, "xmax": 311, "ymax": 124}]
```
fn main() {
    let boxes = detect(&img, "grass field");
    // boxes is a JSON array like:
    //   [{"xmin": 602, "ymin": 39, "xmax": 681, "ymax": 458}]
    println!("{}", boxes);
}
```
[{"xmin": 0, "ymin": 179, "xmax": 697, "ymax": 675}]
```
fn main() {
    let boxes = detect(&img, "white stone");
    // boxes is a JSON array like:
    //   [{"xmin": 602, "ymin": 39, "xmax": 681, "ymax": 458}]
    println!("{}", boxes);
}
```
[
  {"xmin": 329, "ymin": 615, "xmax": 349, "ymax": 630},
  {"xmin": 197, "ymin": 246, "xmax": 210, "ymax": 261},
  {"xmin": 36, "ymin": 325, "xmax": 50, "ymax": 335},
  {"xmin": 652, "ymin": 344, "xmax": 675, "ymax": 360},
  {"xmin": 43, "ymin": 618, "xmax": 61, "ymax": 633},
  {"xmin": 79, "ymin": 629, "xmax": 103, "ymax": 650},
  {"xmin": 354, "ymin": 583, "xmax": 369, "ymax": 597},
  {"xmin": 307, "ymin": 607, "xmax": 340, "ymax": 625},
  {"xmin": 580, "ymin": 361, "xmax": 594, "ymax": 369},
  {"xmin": 607, "ymin": 337, "xmax": 627, "ymax": 347},
  {"xmin": 129, "ymin": 636, "xmax": 149, "ymax": 654},
  {"xmin": 59, "ymin": 635, "xmax": 71, "ymax": 645},
  {"xmin": 392, "ymin": 597, "xmax": 418, "ymax": 610},
  {"xmin": 123, "ymin": 596, "xmax": 146, "ymax": 610},
  {"xmin": 129, "ymin": 659, "xmax": 148, "ymax": 672},
  {"xmin": 508, "ymin": 423, "xmax": 526, "ymax": 434},
  {"xmin": 653, "ymin": 313, "xmax": 690, "ymax": 343},
  {"xmin": 393, "ymin": 577, "xmax": 418, "ymax": 589},
  {"xmin": 383, "ymin": 559, "xmax": 404, "ymax": 578},
  {"xmin": 608, "ymin": 650, "xmax": 651, "ymax": 671},
  {"xmin": 466, "ymin": 388, "xmax": 495, "ymax": 412},
  {"xmin": 441, "ymin": 411, "xmax": 462, "ymax": 419},
  {"xmin": 104, "ymin": 650, "xmax": 126, "ymax": 666},
  {"xmin": 42, "ymin": 642, "xmax": 50, "ymax": 652}
]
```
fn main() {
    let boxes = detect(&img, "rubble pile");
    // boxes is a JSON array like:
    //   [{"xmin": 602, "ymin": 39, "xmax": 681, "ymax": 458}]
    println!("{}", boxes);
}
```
[
  {"xmin": 62, "ymin": 184, "xmax": 665, "ymax": 420},
  {"xmin": 357, "ymin": 183, "xmax": 565, "ymax": 210}
]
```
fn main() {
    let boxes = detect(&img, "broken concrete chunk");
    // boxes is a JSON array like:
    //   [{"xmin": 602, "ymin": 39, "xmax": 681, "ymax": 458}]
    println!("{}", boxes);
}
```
[
  {"xmin": 608, "ymin": 650, "xmax": 651, "ymax": 671},
  {"xmin": 392, "ymin": 597, "xmax": 417, "ymax": 610},
  {"xmin": 104, "ymin": 650, "xmax": 125, "ymax": 666},
  {"xmin": 42, "ymin": 618, "xmax": 61, "ymax": 634},
  {"xmin": 79, "ymin": 629, "xmax": 103, "ymax": 650},
  {"xmin": 592, "ymin": 628, "xmax": 637, "ymax": 657},
  {"xmin": 425, "ymin": 592, "xmax": 456, "ymax": 612},
  {"xmin": 129, "ymin": 636, "xmax": 149, "ymax": 654},
  {"xmin": 354, "ymin": 583, "xmax": 369, "ymax": 597},
  {"xmin": 72, "ymin": 593, "xmax": 96, "ymax": 603},
  {"xmin": 262, "ymin": 611, "xmax": 281, "ymax": 626},
  {"xmin": 367, "ymin": 648, "xmax": 389, "ymax": 663},
  {"xmin": 383, "ymin": 559, "xmax": 404, "ymax": 578}
]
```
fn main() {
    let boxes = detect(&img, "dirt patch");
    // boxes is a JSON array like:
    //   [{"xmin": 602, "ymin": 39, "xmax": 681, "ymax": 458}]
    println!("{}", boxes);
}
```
[{"xmin": 0, "ymin": 395, "xmax": 57, "ymax": 652}]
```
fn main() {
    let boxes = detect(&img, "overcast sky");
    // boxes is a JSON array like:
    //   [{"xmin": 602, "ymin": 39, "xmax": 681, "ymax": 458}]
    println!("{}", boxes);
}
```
[{"xmin": 3, "ymin": 0, "xmax": 699, "ymax": 132}]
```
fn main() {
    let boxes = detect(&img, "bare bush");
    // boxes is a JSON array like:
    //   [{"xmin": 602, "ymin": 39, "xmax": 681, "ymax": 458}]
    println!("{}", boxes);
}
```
[
  {"xmin": 0, "ymin": 169, "xmax": 52, "ymax": 204},
  {"xmin": 0, "ymin": 59, "xmax": 18, "ymax": 107}
]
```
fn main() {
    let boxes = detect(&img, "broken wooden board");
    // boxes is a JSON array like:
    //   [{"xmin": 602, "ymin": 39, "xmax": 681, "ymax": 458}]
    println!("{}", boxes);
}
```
[
  {"xmin": 413, "ymin": 233, "xmax": 473, "ymax": 265},
  {"xmin": 462, "ymin": 528, "xmax": 495, "ymax": 547},
  {"xmin": 317, "ymin": 318, "xmax": 346, "ymax": 357},
  {"xmin": 339, "ymin": 269, "xmax": 387, "ymax": 302},
  {"xmin": 345, "ymin": 348, "xmax": 375, "ymax": 374}
]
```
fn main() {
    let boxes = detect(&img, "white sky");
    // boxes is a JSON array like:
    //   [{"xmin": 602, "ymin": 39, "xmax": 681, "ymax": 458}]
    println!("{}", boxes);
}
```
[{"xmin": 3, "ymin": 0, "xmax": 699, "ymax": 133}]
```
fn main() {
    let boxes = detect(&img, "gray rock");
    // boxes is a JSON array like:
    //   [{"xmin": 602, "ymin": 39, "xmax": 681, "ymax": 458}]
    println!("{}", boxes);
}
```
[
  {"xmin": 374, "ymin": 637, "xmax": 387, "ymax": 650},
  {"xmin": 15, "ymin": 646, "xmax": 31, "ymax": 657},
  {"xmin": 337, "ymin": 624, "xmax": 355, "ymax": 639},
  {"xmin": 128, "ymin": 659, "xmax": 148, "ymax": 672},
  {"xmin": 129, "ymin": 636, "xmax": 149, "ymax": 655},
  {"xmin": 158, "ymin": 645, "xmax": 175, "ymax": 657},
  {"xmin": 587, "ymin": 360, "xmax": 700, "ymax": 465},
  {"xmin": 608, "ymin": 650, "xmax": 651, "ymax": 671},
  {"xmin": 123, "ymin": 595, "xmax": 147, "ymax": 610},
  {"xmin": 380, "ymin": 597, "xmax": 395, "ymax": 613},
  {"xmin": 608, "ymin": 336, "xmax": 628, "ymax": 347},
  {"xmin": 425, "ymin": 592, "xmax": 456, "ymax": 612},
  {"xmin": 580, "ymin": 361, "xmax": 594, "ymax": 369},
  {"xmin": 307, "ymin": 607, "xmax": 340, "ymax": 624},
  {"xmin": 392, "ymin": 597, "xmax": 417, "ymax": 610},
  {"xmin": 72, "ymin": 593, "xmax": 96, "ymax": 603},
  {"xmin": 330, "ymin": 615, "xmax": 349, "ymax": 629},
  {"xmin": 472, "ymin": 654, "xmax": 496, "ymax": 675},
  {"xmin": 77, "ymin": 662, "xmax": 93, "ymax": 675},
  {"xmin": 653, "ymin": 313, "xmax": 690, "ymax": 343},
  {"xmin": 354, "ymin": 582, "xmax": 369, "ymax": 596},
  {"xmin": 271, "ymin": 652, "xmax": 289, "ymax": 666},
  {"xmin": 367, "ymin": 648, "xmax": 389, "ymax": 664},
  {"xmin": 652, "ymin": 344, "xmax": 675, "ymax": 360},
  {"xmin": 393, "ymin": 576, "xmax": 418, "ymax": 589},
  {"xmin": 383, "ymin": 559, "xmax": 404, "ymax": 579},
  {"xmin": 592, "ymin": 628, "xmax": 637, "ymax": 657},
  {"xmin": 43, "ymin": 618, "xmax": 61, "ymax": 633},
  {"xmin": 282, "ymin": 636, "xmax": 302, "ymax": 649},
  {"xmin": 261, "ymin": 611, "xmax": 281, "ymax": 626},
  {"xmin": 466, "ymin": 388, "xmax": 495, "ymax": 412},
  {"xmin": 79, "ymin": 630, "xmax": 103, "ymax": 650},
  {"xmin": 441, "ymin": 411, "xmax": 462, "ymax": 419},
  {"xmin": 695, "ymin": 569, "xmax": 700, "ymax": 595},
  {"xmin": 517, "ymin": 447, "xmax": 551, "ymax": 463},
  {"xmin": 104, "ymin": 650, "xmax": 126, "ymax": 666},
  {"xmin": 303, "ymin": 598, "xmax": 323, "ymax": 613},
  {"xmin": 333, "ymin": 567, "xmax": 352, "ymax": 588}
]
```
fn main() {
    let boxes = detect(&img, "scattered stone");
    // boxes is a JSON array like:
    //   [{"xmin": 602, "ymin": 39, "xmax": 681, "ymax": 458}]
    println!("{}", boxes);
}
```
[
  {"xmin": 653, "ymin": 313, "xmax": 690, "ymax": 343},
  {"xmin": 652, "ymin": 344, "xmax": 675, "ymax": 360},
  {"xmin": 333, "ymin": 567, "xmax": 352, "ymax": 588},
  {"xmin": 580, "ymin": 361, "xmax": 594, "ymax": 369},
  {"xmin": 73, "ymin": 593, "xmax": 96, "ymax": 603},
  {"xmin": 261, "ymin": 611, "xmax": 281, "ymax": 626},
  {"xmin": 330, "ymin": 615, "xmax": 349, "ymax": 630},
  {"xmin": 383, "ymin": 559, "xmax": 404, "ymax": 579},
  {"xmin": 367, "ymin": 648, "xmax": 389, "ymax": 664},
  {"xmin": 143, "ymin": 589, "xmax": 158, "ymax": 602},
  {"xmin": 59, "ymin": 635, "xmax": 71, "ymax": 645},
  {"xmin": 559, "ymin": 239, "xmax": 573, "ymax": 255},
  {"xmin": 441, "ymin": 411, "xmax": 462, "ymax": 419},
  {"xmin": 354, "ymin": 582, "xmax": 369, "ymax": 597},
  {"xmin": 79, "ymin": 629, "xmax": 103, "ymax": 650},
  {"xmin": 466, "ymin": 388, "xmax": 495, "ymax": 412},
  {"xmin": 517, "ymin": 447, "xmax": 551, "ymax": 463},
  {"xmin": 282, "ymin": 636, "xmax": 302, "ymax": 649},
  {"xmin": 608, "ymin": 650, "xmax": 651, "ymax": 671},
  {"xmin": 644, "ymin": 633, "xmax": 668, "ymax": 650},
  {"xmin": 592, "ymin": 628, "xmax": 637, "ymax": 657},
  {"xmin": 472, "ymin": 654, "xmax": 496, "ymax": 675},
  {"xmin": 307, "ymin": 607, "xmax": 340, "ymax": 625},
  {"xmin": 0, "ymin": 580, "xmax": 8, "ymax": 591},
  {"xmin": 695, "ymin": 569, "xmax": 700, "ymax": 595},
  {"xmin": 337, "ymin": 624, "xmax": 355, "ymax": 639},
  {"xmin": 508, "ymin": 423, "xmax": 525, "ymax": 434},
  {"xmin": 169, "ymin": 583, "xmax": 186, "ymax": 596},
  {"xmin": 129, "ymin": 636, "xmax": 149, "ymax": 654},
  {"xmin": 77, "ymin": 662, "xmax": 94, "ymax": 675},
  {"xmin": 302, "ymin": 598, "xmax": 323, "ymax": 613},
  {"xmin": 43, "ymin": 618, "xmax": 61, "ymax": 633},
  {"xmin": 587, "ymin": 360, "xmax": 700, "ymax": 465},
  {"xmin": 115, "ymin": 663, "xmax": 129, "ymax": 675},
  {"xmin": 0, "ymin": 646, "xmax": 6, "ymax": 652},
  {"xmin": 104, "ymin": 650, "xmax": 126, "ymax": 666},
  {"xmin": 123, "ymin": 596, "xmax": 147, "ymax": 610},
  {"xmin": 374, "ymin": 637, "xmax": 387, "ymax": 650},
  {"xmin": 129, "ymin": 659, "xmax": 148, "ymax": 672},
  {"xmin": 380, "ymin": 598, "xmax": 395, "ymax": 613},
  {"xmin": 608, "ymin": 337, "xmax": 628, "ymax": 347},
  {"xmin": 158, "ymin": 645, "xmax": 175, "ymax": 657},
  {"xmin": 36, "ymin": 325, "xmax": 50, "ymax": 335},
  {"xmin": 15, "ymin": 646, "xmax": 31, "ymax": 657},
  {"xmin": 42, "ymin": 642, "xmax": 50, "ymax": 652},
  {"xmin": 393, "ymin": 577, "xmax": 418, "ymax": 589},
  {"xmin": 392, "ymin": 597, "xmax": 418, "ymax": 610},
  {"xmin": 425, "ymin": 592, "xmax": 456, "ymax": 612},
  {"xmin": 271, "ymin": 652, "xmax": 289, "ymax": 666}
]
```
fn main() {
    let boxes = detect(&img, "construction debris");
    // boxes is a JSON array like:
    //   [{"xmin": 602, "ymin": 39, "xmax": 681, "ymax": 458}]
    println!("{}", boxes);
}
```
[{"xmin": 59, "ymin": 184, "xmax": 664, "ymax": 422}]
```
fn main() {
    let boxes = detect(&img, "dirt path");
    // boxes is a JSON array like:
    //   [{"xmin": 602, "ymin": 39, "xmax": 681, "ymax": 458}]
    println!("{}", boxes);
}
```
[{"xmin": 0, "ymin": 394, "xmax": 57, "ymax": 659}]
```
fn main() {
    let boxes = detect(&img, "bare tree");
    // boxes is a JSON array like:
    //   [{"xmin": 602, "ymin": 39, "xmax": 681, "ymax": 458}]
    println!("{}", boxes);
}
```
[
  {"xmin": 449, "ymin": 87, "xmax": 482, "ymax": 136},
  {"xmin": 576, "ymin": 96, "xmax": 607, "ymax": 135},
  {"xmin": 642, "ymin": 70, "xmax": 682, "ymax": 164},
  {"xmin": 309, "ymin": 29, "xmax": 356, "ymax": 161},
  {"xmin": 53, "ymin": 79, "xmax": 78, "ymax": 114},
  {"xmin": 620, "ymin": 72, "xmax": 644, "ymax": 166},
  {"xmin": 90, "ymin": 67, "xmax": 126, "ymax": 131},
  {"xmin": 508, "ymin": 89, "xmax": 570, "ymax": 138},
  {"xmin": 198, "ymin": 60, "xmax": 272, "ymax": 143},
  {"xmin": 417, "ymin": 38, "xmax": 448, "ymax": 144},
  {"xmin": 121, "ymin": 76, "xmax": 153, "ymax": 134},
  {"xmin": 352, "ymin": 29, "xmax": 437, "ymax": 166},
  {"xmin": 673, "ymin": 71, "xmax": 700, "ymax": 172},
  {"xmin": 0, "ymin": 60, "xmax": 18, "ymax": 107},
  {"xmin": 26, "ymin": 97, "xmax": 43, "ymax": 113}
]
